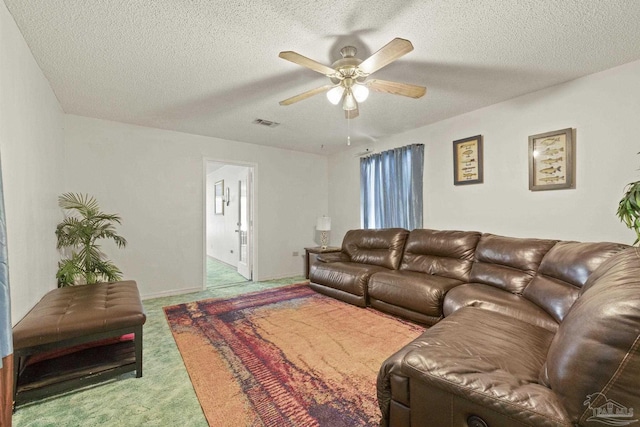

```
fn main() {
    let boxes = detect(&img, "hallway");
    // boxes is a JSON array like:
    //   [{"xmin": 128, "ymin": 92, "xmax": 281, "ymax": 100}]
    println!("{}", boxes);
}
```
[{"xmin": 206, "ymin": 256, "xmax": 248, "ymax": 289}]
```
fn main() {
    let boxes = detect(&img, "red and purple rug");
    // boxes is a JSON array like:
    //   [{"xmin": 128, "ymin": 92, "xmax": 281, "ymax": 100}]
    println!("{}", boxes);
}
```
[{"xmin": 163, "ymin": 283, "xmax": 424, "ymax": 426}]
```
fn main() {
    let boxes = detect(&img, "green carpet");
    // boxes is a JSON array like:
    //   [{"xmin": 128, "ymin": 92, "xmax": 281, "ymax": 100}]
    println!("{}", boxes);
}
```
[
  {"xmin": 206, "ymin": 256, "xmax": 248, "ymax": 288},
  {"xmin": 12, "ymin": 262, "xmax": 305, "ymax": 427}
]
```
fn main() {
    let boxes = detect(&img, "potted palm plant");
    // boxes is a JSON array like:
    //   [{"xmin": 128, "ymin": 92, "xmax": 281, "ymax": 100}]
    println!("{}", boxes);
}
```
[
  {"xmin": 55, "ymin": 193, "xmax": 127, "ymax": 287},
  {"xmin": 617, "ymin": 154, "xmax": 640, "ymax": 246}
]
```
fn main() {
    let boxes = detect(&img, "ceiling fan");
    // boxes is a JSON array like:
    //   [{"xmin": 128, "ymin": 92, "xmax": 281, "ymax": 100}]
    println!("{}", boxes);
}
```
[{"xmin": 278, "ymin": 38, "xmax": 426, "ymax": 119}]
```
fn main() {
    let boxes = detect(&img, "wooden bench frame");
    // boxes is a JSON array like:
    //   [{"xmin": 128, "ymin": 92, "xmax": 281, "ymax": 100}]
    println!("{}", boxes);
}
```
[{"xmin": 13, "ymin": 324, "xmax": 143, "ymax": 407}]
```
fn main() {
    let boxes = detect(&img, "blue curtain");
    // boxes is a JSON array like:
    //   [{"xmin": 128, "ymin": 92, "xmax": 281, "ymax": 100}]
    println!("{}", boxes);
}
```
[
  {"xmin": 0, "ymin": 162, "xmax": 11, "ymax": 367},
  {"xmin": 360, "ymin": 144, "xmax": 424, "ymax": 229}
]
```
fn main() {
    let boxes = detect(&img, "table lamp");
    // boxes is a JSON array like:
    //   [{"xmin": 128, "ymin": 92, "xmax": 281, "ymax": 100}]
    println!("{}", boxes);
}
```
[{"xmin": 316, "ymin": 216, "xmax": 331, "ymax": 249}]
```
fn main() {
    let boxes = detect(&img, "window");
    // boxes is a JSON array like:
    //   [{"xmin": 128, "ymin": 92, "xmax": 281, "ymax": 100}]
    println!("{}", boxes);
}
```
[{"xmin": 360, "ymin": 144, "xmax": 424, "ymax": 229}]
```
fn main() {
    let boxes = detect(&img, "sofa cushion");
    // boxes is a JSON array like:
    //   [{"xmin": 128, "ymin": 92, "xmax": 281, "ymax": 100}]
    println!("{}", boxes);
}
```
[
  {"xmin": 443, "ymin": 283, "xmax": 558, "ymax": 331},
  {"xmin": 405, "ymin": 307, "xmax": 554, "ymax": 387},
  {"xmin": 523, "ymin": 241, "xmax": 629, "ymax": 323},
  {"xmin": 540, "ymin": 247, "xmax": 640, "ymax": 425},
  {"xmin": 309, "ymin": 261, "xmax": 390, "ymax": 307},
  {"xmin": 399, "ymin": 229, "xmax": 481, "ymax": 281},
  {"xmin": 469, "ymin": 234, "xmax": 557, "ymax": 294},
  {"xmin": 368, "ymin": 270, "xmax": 463, "ymax": 324},
  {"xmin": 341, "ymin": 228, "xmax": 409, "ymax": 270},
  {"xmin": 398, "ymin": 307, "xmax": 570, "ymax": 426}
]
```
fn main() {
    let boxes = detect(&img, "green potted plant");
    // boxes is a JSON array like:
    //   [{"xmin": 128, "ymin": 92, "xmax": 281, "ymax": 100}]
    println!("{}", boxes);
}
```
[
  {"xmin": 617, "ymin": 153, "xmax": 640, "ymax": 246},
  {"xmin": 55, "ymin": 193, "xmax": 127, "ymax": 287}
]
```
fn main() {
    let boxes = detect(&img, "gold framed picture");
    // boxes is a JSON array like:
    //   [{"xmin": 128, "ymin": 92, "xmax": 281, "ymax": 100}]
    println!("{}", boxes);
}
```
[
  {"xmin": 528, "ymin": 128, "xmax": 574, "ymax": 191},
  {"xmin": 453, "ymin": 135, "xmax": 483, "ymax": 185}
]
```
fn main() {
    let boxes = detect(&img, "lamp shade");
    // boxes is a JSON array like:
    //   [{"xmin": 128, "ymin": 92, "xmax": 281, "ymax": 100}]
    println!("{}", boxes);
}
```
[
  {"xmin": 352, "ymin": 84, "xmax": 369, "ymax": 102},
  {"xmin": 342, "ymin": 91, "xmax": 357, "ymax": 111},
  {"xmin": 326, "ymin": 86, "xmax": 345, "ymax": 105},
  {"xmin": 316, "ymin": 216, "xmax": 331, "ymax": 231}
]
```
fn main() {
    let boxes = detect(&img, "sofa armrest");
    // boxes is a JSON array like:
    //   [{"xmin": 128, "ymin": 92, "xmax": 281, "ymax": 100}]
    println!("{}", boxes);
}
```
[
  {"xmin": 378, "ymin": 335, "xmax": 426, "ymax": 426},
  {"xmin": 316, "ymin": 252, "xmax": 350, "ymax": 263},
  {"xmin": 403, "ymin": 371, "xmax": 572, "ymax": 427},
  {"xmin": 398, "ymin": 308, "xmax": 571, "ymax": 426}
]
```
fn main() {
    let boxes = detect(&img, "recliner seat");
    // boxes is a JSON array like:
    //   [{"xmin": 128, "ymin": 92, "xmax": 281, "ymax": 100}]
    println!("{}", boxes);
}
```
[{"xmin": 309, "ymin": 228, "xmax": 409, "ymax": 307}]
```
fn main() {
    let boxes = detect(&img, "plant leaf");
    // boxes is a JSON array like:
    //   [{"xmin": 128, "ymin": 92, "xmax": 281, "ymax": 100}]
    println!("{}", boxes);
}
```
[{"xmin": 56, "ymin": 193, "xmax": 126, "ymax": 284}]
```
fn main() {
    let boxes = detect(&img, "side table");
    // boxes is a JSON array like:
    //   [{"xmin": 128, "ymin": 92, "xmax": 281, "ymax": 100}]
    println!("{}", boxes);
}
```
[{"xmin": 304, "ymin": 246, "xmax": 341, "ymax": 279}]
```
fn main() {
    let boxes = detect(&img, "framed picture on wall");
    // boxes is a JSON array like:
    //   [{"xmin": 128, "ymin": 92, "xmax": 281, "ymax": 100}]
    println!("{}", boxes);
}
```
[
  {"xmin": 214, "ymin": 180, "xmax": 224, "ymax": 215},
  {"xmin": 528, "ymin": 128, "xmax": 574, "ymax": 191},
  {"xmin": 453, "ymin": 135, "xmax": 483, "ymax": 185}
]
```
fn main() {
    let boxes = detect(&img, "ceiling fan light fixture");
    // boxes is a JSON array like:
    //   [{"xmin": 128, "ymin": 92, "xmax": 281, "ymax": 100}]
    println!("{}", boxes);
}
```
[
  {"xmin": 352, "ymin": 84, "xmax": 369, "ymax": 103},
  {"xmin": 326, "ymin": 86, "xmax": 345, "ymax": 105},
  {"xmin": 342, "ymin": 91, "xmax": 358, "ymax": 111}
]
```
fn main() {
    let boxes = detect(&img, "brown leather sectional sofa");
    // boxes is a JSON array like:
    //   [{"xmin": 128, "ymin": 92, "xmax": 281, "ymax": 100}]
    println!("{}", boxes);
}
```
[{"xmin": 308, "ymin": 228, "xmax": 640, "ymax": 427}]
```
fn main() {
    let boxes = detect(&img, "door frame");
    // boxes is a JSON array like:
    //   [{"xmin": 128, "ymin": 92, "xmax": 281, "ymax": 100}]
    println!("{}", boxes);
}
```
[
  {"xmin": 236, "ymin": 168, "xmax": 252, "ymax": 280},
  {"xmin": 202, "ymin": 158, "xmax": 258, "ymax": 289}
]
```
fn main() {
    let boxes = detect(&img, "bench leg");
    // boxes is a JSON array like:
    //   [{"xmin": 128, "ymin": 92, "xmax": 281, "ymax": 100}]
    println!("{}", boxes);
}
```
[
  {"xmin": 135, "ymin": 325, "xmax": 143, "ymax": 378},
  {"xmin": 12, "ymin": 353, "xmax": 21, "ymax": 412}
]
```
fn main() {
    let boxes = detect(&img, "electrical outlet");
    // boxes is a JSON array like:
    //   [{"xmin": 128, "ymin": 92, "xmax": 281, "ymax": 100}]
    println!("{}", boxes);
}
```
[{"xmin": 292, "ymin": 251, "xmax": 299, "ymax": 257}]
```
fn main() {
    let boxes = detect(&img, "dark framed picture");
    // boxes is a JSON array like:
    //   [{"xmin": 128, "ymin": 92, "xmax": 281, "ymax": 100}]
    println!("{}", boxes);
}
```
[
  {"xmin": 528, "ymin": 128, "xmax": 574, "ymax": 191},
  {"xmin": 453, "ymin": 135, "xmax": 483, "ymax": 185},
  {"xmin": 214, "ymin": 180, "xmax": 224, "ymax": 215}
]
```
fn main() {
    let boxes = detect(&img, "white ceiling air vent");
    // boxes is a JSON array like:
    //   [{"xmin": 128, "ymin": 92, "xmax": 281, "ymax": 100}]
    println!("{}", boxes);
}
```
[{"xmin": 252, "ymin": 119, "xmax": 280, "ymax": 128}]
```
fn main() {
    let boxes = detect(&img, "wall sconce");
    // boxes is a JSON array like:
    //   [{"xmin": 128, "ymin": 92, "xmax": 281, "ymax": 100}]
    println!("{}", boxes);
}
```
[
  {"xmin": 316, "ymin": 216, "xmax": 331, "ymax": 249},
  {"xmin": 225, "ymin": 187, "xmax": 230, "ymax": 206}
]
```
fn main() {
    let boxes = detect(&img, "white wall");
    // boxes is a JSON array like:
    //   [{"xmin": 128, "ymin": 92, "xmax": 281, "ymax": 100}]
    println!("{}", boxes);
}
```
[
  {"xmin": 64, "ymin": 115, "xmax": 328, "ymax": 299},
  {"xmin": 206, "ymin": 164, "xmax": 247, "ymax": 265},
  {"xmin": 0, "ymin": 2, "xmax": 65, "ymax": 324},
  {"xmin": 328, "ymin": 59, "xmax": 640, "ymax": 245}
]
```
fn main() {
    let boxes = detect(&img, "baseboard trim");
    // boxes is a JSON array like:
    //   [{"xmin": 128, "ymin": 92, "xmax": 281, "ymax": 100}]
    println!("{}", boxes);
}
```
[
  {"xmin": 141, "ymin": 287, "xmax": 203, "ymax": 300},
  {"xmin": 257, "ymin": 272, "xmax": 305, "ymax": 282}
]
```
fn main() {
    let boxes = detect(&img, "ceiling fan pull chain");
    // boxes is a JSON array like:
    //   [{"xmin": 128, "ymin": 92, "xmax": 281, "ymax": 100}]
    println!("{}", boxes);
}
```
[{"xmin": 347, "ymin": 117, "xmax": 351, "ymax": 146}]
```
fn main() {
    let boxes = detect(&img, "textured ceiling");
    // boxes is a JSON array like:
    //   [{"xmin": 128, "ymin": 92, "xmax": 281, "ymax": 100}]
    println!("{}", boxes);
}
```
[{"xmin": 5, "ymin": 0, "xmax": 640, "ymax": 154}]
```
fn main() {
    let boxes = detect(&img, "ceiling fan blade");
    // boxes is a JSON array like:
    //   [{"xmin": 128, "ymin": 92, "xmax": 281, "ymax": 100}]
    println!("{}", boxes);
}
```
[
  {"xmin": 367, "ymin": 79, "xmax": 426, "ymax": 99},
  {"xmin": 358, "ymin": 38, "xmax": 414, "ymax": 75},
  {"xmin": 279, "ymin": 51, "xmax": 337, "ymax": 76},
  {"xmin": 279, "ymin": 84, "xmax": 335, "ymax": 106},
  {"xmin": 345, "ymin": 108, "xmax": 359, "ymax": 119}
]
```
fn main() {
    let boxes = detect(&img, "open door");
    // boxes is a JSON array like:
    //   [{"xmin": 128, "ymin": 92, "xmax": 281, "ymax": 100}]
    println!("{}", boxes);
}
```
[{"xmin": 236, "ymin": 169, "xmax": 252, "ymax": 280}]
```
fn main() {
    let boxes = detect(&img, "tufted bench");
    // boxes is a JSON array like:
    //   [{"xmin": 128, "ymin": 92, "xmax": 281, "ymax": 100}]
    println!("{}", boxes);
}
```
[{"xmin": 12, "ymin": 280, "xmax": 146, "ymax": 407}]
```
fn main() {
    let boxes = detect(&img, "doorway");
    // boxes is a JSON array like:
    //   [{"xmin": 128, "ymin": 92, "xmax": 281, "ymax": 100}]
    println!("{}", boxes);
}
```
[{"xmin": 205, "ymin": 160, "xmax": 255, "ymax": 287}]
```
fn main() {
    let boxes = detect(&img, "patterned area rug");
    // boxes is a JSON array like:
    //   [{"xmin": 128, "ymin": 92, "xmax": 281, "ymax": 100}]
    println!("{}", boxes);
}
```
[{"xmin": 163, "ymin": 283, "xmax": 424, "ymax": 426}]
